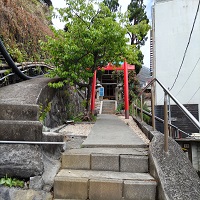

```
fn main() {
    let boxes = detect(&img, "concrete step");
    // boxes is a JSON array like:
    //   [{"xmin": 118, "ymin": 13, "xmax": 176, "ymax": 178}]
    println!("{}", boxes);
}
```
[
  {"xmin": 0, "ymin": 103, "xmax": 39, "ymax": 121},
  {"xmin": 102, "ymin": 101, "xmax": 116, "ymax": 114},
  {"xmin": 54, "ymin": 169, "xmax": 157, "ymax": 200},
  {"xmin": 0, "ymin": 120, "xmax": 42, "ymax": 141},
  {"xmin": 62, "ymin": 148, "xmax": 149, "ymax": 173}
]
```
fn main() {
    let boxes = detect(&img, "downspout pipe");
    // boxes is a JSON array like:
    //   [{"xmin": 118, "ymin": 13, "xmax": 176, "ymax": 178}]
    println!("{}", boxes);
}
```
[{"xmin": 0, "ymin": 39, "xmax": 32, "ymax": 80}]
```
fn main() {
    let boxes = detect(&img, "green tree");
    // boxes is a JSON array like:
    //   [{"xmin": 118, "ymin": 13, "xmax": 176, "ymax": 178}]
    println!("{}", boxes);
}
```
[
  {"xmin": 41, "ymin": 0, "xmax": 139, "ymax": 111},
  {"xmin": 127, "ymin": 0, "xmax": 150, "ymax": 46},
  {"xmin": 126, "ymin": 0, "xmax": 151, "ymax": 73},
  {"xmin": 102, "ymin": 0, "xmax": 119, "ymax": 12}
]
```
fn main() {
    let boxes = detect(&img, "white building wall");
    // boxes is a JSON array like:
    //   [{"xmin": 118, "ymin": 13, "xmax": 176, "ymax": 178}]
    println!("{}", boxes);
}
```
[{"xmin": 153, "ymin": 0, "xmax": 200, "ymax": 119}]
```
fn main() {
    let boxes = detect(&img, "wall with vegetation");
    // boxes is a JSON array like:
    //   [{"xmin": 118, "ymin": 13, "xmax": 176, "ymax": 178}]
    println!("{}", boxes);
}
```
[{"xmin": 0, "ymin": 0, "xmax": 53, "ymax": 62}]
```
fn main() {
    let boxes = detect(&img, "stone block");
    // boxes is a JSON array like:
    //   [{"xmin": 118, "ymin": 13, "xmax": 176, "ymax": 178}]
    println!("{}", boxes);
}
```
[
  {"xmin": 0, "ymin": 120, "xmax": 42, "ymax": 141},
  {"xmin": 91, "ymin": 153, "xmax": 119, "ymax": 171},
  {"xmin": 29, "ymin": 176, "xmax": 44, "ymax": 190},
  {"xmin": 0, "ymin": 104, "xmax": 39, "ymax": 121},
  {"xmin": 89, "ymin": 179, "xmax": 123, "ymax": 200},
  {"xmin": 120, "ymin": 155, "xmax": 148, "ymax": 173},
  {"xmin": 0, "ymin": 187, "xmax": 52, "ymax": 200},
  {"xmin": 0, "ymin": 144, "xmax": 43, "ymax": 178},
  {"xmin": 62, "ymin": 154, "xmax": 90, "ymax": 169},
  {"xmin": 54, "ymin": 177, "xmax": 88, "ymax": 199},
  {"xmin": 42, "ymin": 132, "xmax": 64, "ymax": 159},
  {"xmin": 124, "ymin": 180, "xmax": 157, "ymax": 200}
]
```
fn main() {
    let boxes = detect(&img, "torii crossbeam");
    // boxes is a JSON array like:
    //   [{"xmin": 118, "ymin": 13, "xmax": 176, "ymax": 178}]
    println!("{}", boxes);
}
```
[{"xmin": 91, "ymin": 61, "xmax": 135, "ymax": 119}]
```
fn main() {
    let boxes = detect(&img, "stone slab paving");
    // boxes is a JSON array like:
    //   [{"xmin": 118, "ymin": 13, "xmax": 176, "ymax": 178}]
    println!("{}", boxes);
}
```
[{"xmin": 82, "ymin": 114, "xmax": 147, "ymax": 148}]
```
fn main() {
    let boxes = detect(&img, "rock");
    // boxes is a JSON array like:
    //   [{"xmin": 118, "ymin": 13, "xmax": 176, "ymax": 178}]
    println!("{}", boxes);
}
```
[
  {"xmin": 29, "ymin": 176, "xmax": 44, "ymax": 191},
  {"xmin": 42, "ymin": 153, "xmax": 61, "ymax": 192},
  {"xmin": 42, "ymin": 132, "xmax": 64, "ymax": 159},
  {"xmin": 0, "ymin": 144, "xmax": 43, "ymax": 178},
  {"xmin": 0, "ymin": 186, "xmax": 52, "ymax": 200}
]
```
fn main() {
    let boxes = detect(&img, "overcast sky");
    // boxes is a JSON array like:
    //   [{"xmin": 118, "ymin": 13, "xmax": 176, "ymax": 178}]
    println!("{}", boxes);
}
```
[{"xmin": 51, "ymin": 0, "xmax": 154, "ymax": 68}]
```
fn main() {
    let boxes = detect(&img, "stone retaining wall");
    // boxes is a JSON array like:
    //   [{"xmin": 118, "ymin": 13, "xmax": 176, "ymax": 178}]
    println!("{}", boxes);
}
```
[
  {"xmin": 133, "ymin": 116, "xmax": 200, "ymax": 200},
  {"xmin": 0, "ymin": 77, "xmax": 85, "ymax": 198}
]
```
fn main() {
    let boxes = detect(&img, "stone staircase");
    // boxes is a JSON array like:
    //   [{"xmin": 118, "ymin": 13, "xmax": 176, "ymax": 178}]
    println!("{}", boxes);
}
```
[
  {"xmin": 54, "ymin": 147, "xmax": 157, "ymax": 200},
  {"xmin": 0, "ymin": 103, "xmax": 43, "ymax": 142},
  {"xmin": 95, "ymin": 99, "xmax": 102, "ymax": 114},
  {"xmin": 101, "ymin": 100, "xmax": 116, "ymax": 114}
]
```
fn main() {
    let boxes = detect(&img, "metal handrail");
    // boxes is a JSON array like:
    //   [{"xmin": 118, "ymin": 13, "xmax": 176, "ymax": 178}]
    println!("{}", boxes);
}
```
[
  {"xmin": 156, "ymin": 79, "xmax": 200, "ymax": 130},
  {"xmin": 0, "ymin": 63, "xmax": 53, "ymax": 87},
  {"xmin": 134, "ymin": 78, "xmax": 200, "ymax": 152},
  {"xmin": 133, "ymin": 105, "xmax": 191, "ymax": 138}
]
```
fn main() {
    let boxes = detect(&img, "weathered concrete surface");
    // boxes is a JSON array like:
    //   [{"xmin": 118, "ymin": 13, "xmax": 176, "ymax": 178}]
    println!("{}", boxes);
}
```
[
  {"xmin": 0, "ymin": 77, "xmax": 84, "ymax": 179},
  {"xmin": 82, "ymin": 114, "xmax": 147, "ymax": 148},
  {"xmin": 0, "ymin": 187, "xmax": 52, "ymax": 200},
  {"xmin": 149, "ymin": 133, "xmax": 200, "ymax": 200},
  {"xmin": 89, "ymin": 179, "xmax": 123, "ymax": 200},
  {"xmin": 42, "ymin": 132, "xmax": 64, "ymax": 159},
  {"xmin": 62, "ymin": 147, "xmax": 149, "ymax": 173},
  {"xmin": 55, "ymin": 169, "xmax": 156, "ymax": 200},
  {"xmin": 0, "ymin": 77, "xmax": 84, "ymax": 128},
  {"xmin": 62, "ymin": 153, "xmax": 91, "ymax": 170},
  {"xmin": 56, "ymin": 169, "xmax": 155, "ymax": 181},
  {"xmin": 133, "ymin": 117, "xmax": 200, "ymax": 200},
  {"xmin": 120, "ymin": 155, "xmax": 148, "ymax": 173},
  {"xmin": 91, "ymin": 153, "xmax": 119, "ymax": 171},
  {"xmin": 0, "ymin": 120, "xmax": 43, "ymax": 141},
  {"xmin": 0, "ymin": 144, "xmax": 43, "ymax": 178},
  {"xmin": 41, "ymin": 153, "xmax": 61, "ymax": 192},
  {"xmin": 62, "ymin": 147, "xmax": 148, "ymax": 155},
  {"xmin": 124, "ymin": 180, "xmax": 157, "ymax": 200},
  {"xmin": 54, "ymin": 177, "xmax": 88, "ymax": 199},
  {"xmin": 0, "ymin": 104, "xmax": 39, "ymax": 121},
  {"xmin": 0, "ymin": 77, "xmax": 54, "ymax": 104}
]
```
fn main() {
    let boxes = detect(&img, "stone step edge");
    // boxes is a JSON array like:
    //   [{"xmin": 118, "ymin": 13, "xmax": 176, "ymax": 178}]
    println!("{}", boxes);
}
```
[
  {"xmin": 56, "ymin": 169, "xmax": 155, "ymax": 181},
  {"xmin": 81, "ymin": 143, "xmax": 148, "ymax": 148},
  {"xmin": 0, "ymin": 104, "xmax": 39, "ymax": 121},
  {"xmin": 62, "ymin": 147, "xmax": 148, "ymax": 156},
  {"xmin": 0, "ymin": 120, "xmax": 42, "ymax": 124}
]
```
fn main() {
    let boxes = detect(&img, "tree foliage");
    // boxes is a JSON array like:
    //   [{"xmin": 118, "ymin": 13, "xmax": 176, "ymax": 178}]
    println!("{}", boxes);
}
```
[
  {"xmin": 102, "ymin": 0, "xmax": 119, "ymax": 12},
  {"xmin": 0, "ymin": 0, "xmax": 53, "ymax": 63},
  {"xmin": 41, "ymin": 0, "xmax": 151, "ymax": 111},
  {"xmin": 125, "ymin": 0, "xmax": 151, "ymax": 73},
  {"xmin": 127, "ymin": 0, "xmax": 150, "ymax": 46},
  {"xmin": 41, "ymin": 0, "xmax": 140, "ymax": 88}
]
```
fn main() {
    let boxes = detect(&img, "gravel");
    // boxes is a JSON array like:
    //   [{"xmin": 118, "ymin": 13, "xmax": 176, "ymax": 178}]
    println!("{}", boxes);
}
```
[{"xmin": 59, "ymin": 123, "xmax": 94, "ymax": 136}]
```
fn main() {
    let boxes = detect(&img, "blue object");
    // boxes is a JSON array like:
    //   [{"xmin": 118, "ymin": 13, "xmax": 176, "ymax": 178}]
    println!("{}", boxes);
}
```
[{"xmin": 99, "ymin": 87, "xmax": 104, "ymax": 96}]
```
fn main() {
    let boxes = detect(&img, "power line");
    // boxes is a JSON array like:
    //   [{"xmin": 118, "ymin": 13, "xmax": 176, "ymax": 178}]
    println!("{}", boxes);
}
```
[
  {"xmin": 176, "ymin": 56, "xmax": 200, "ymax": 96},
  {"xmin": 187, "ymin": 85, "xmax": 200, "ymax": 103},
  {"xmin": 170, "ymin": 0, "xmax": 200, "ymax": 90}
]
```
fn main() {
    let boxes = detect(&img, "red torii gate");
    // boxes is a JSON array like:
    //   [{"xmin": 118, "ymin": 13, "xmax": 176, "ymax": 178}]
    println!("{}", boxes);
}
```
[{"xmin": 91, "ymin": 61, "xmax": 135, "ymax": 119}]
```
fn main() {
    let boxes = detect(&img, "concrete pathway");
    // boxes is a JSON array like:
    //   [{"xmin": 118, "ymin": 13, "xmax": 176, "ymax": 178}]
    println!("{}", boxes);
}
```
[{"xmin": 82, "ymin": 114, "xmax": 147, "ymax": 148}]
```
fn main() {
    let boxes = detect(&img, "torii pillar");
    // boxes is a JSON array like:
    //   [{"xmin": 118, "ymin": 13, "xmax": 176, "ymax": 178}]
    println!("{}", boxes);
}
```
[
  {"xmin": 124, "ymin": 61, "xmax": 129, "ymax": 119},
  {"xmin": 91, "ymin": 70, "xmax": 96, "ymax": 115},
  {"xmin": 90, "ymin": 61, "xmax": 134, "ymax": 118}
]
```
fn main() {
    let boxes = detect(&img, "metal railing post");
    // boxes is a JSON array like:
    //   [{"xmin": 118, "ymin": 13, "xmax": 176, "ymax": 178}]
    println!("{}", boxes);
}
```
[
  {"xmin": 168, "ymin": 92, "xmax": 172, "ymax": 137},
  {"xmin": 151, "ymin": 82, "xmax": 156, "ymax": 130},
  {"xmin": 135, "ymin": 99, "xmax": 138, "ymax": 117},
  {"xmin": 132, "ymin": 102, "xmax": 134, "ymax": 116},
  {"xmin": 140, "ymin": 95, "xmax": 143, "ymax": 121},
  {"xmin": 164, "ymin": 92, "xmax": 169, "ymax": 153},
  {"xmin": 133, "ymin": 100, "xmax": 136, "ymax": 116}
]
